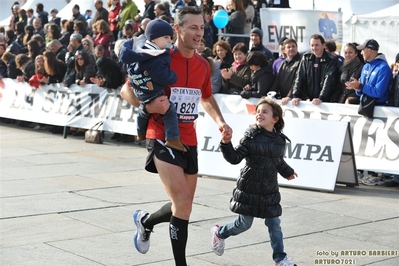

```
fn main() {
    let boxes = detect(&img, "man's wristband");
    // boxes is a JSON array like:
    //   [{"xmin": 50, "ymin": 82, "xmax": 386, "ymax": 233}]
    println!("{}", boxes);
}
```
[{"xmin": 139, "ymin": 103, "xmax": 148, "ymax": 114}]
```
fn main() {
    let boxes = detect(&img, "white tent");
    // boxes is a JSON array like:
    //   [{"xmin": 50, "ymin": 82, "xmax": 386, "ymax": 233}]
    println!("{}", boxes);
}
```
[{"xmin": 348, "ymin": 3, "xmax": 399, "ymax": 65}]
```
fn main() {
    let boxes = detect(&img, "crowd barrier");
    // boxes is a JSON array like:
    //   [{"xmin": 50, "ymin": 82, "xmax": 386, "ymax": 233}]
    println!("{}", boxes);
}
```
[{"xmin": 1, "ymin": 78, "xmax": 398, "ymax": 179}]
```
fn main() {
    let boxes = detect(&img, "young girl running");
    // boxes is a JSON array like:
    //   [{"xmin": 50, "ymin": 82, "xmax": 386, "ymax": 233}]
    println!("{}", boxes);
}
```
[{"xmin": 211, "ymin": 97, "xmax": 298, "ymax": 266}]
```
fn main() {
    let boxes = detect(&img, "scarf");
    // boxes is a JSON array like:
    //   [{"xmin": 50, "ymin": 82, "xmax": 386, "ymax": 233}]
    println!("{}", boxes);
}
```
[
  {"xmin": 340, "ymin": 57, "xmax": 361, "ymax": 82},
  {"xmin": 233, "ymin": 61, "xmax": 245, "ymax": 72}
]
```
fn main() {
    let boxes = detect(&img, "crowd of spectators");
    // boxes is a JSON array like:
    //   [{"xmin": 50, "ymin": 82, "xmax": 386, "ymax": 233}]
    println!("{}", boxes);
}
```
[{"xmin": 0, "ymin": 1, "xmax": 398, "ymax": 151}]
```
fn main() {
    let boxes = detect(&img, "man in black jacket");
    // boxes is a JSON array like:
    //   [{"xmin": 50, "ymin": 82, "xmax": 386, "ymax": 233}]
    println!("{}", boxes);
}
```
[
  {"xmin": 62, "ymin": 34, "xmax": 84, "ymax": 87},
  {"xmin": 291, "ymin": 34, "xmax": 339, "ymax": 106},
  {"xmin": 47, "ymin": 40, "xmax": 67, "ymax": 63},
  {"xmin": 142, "ymin": 0, "xmax": 156, "ymax": 20},
  {"xmin": 93, "ymin": 1, "xmax": 109, "ymax": 24},
  {"xmin": 36, "ymin": 3, "xmax": 49, "ymax": 26},
  {"xmin": 270, "ymin": 38, "xmax": 302, "ymax": 104}
]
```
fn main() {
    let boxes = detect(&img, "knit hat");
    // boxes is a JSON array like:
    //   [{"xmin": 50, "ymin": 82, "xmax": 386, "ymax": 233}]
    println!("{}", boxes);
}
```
[
  {"xmin": 357, "ymin": 39, "xmax": 379, "ymax": 51},
  {"xmin": 250, "ymin": 28, "xmax": 263, "ymax": 39},
  {"xmin": 145, "ymin": 19, "xmax": 173, "ymax": 41}
]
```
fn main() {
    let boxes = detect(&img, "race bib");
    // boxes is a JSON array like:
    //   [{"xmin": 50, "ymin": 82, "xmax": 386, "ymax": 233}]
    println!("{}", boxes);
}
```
[{"xmin": 170, "ymin": 87, "xmax": 202, "ymax": 123}]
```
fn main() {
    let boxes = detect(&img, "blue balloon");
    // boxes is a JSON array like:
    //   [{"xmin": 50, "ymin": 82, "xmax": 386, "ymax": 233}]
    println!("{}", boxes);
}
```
[{"xmin": 213, "ymin": 10, "xmax": 229, "ymax": 29}]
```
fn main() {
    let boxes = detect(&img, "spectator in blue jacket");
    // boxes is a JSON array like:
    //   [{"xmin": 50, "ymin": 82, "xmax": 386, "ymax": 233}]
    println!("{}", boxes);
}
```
[{"xmin": 345, "ymin": 39, "xmax": 392, "ymax": 106}]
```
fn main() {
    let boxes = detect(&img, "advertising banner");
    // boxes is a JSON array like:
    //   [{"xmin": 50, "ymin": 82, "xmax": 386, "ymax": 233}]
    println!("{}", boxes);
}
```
[{"xmin": 260, "ymin": 8, "xmax": 343, "ymax": 53}]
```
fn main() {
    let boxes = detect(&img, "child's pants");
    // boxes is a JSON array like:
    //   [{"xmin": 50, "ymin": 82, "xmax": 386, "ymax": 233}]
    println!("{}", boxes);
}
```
[{"xmin": 217, "ymin": 214, "xmax": 287, "ymax": 262}]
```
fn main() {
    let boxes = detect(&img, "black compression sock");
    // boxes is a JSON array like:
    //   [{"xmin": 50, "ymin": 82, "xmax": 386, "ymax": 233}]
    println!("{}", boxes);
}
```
[
  {"xmin": 170, "ymin": 215, "xmax": 189, "ymax": 266},
  {"xmin": 143, "ymin": 202, "xmax": 172, "ymax": 230}
]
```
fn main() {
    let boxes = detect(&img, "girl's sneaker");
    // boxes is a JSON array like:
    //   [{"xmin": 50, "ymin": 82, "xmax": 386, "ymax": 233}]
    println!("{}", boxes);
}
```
[
  {"xmin": 210, "ymin": 225, "xmax": 225, "ymax": 256},
  {"xmin": 276, "ymin": 255, "xmax": 297, "ymax": 266}
]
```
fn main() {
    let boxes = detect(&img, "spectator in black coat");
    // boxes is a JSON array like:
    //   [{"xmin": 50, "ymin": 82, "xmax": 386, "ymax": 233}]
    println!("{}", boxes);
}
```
[
  {"xmin": 15, "ymin": 54, "xmax": 35, "ymax": 82},
  {"xmin": 93, "ymin": 1, "xmax": 109, "ymax": 24},
  {"xmin": 90, "ymin": 50, "xmax": 123, "ymax": 89},
  {"xmin": 241, "ymin": 51, "xmax": 274, "ymax": 99},
  {"xmin": 32, "ymin": 18, "xmax": 45, "ymax": 39},
  {"xmin": 59, "ymin": 20, "xmax": 74, "ymax": 47},
  {"xmin": 143, "ymin": 0, "xmax": 156, "ymax": 20},
  {"xmin": 2, "ymin": 52, "xmax": 23, "ymax": 79},
  {"xmin": 40, "ymin": 51, "xmax": 67, "ymax": 84},
  {"xmin": 27, "ymin": 40, "xmax": 41, "ymax": 60},
  {"xmin": 74, "ymin": 50, "xmax": 96, "ymax": 86},
  {"xmin": 50, "ymin": 9, "xmax": 61, "ymax": 27},
  {"xmin": 36, "ymin": 3, "xmax": 49, "ymax": 26},
  {"xmin": 47, "ymin": 40, "xmax": 67, "ymax": 63}
]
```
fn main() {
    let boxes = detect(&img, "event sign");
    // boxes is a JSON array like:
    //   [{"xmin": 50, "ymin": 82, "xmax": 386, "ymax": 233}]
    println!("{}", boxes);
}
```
[{"xmin": 260, "ymin": 8, "xmax": 343, "ymax": 53}]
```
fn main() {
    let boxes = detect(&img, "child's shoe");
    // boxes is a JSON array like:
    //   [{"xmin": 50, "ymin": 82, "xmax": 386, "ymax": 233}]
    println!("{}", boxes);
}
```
[
  {"xmin": 165, "ymin": 139, "xmax": 187, "ymax": 152},
  {"xmin": 275, "ymin": 255, "xmax": 297, "ymax": 266},
  {"xmin": 210, "ymin": 225, "xmax": 225, "ymax": 256}
]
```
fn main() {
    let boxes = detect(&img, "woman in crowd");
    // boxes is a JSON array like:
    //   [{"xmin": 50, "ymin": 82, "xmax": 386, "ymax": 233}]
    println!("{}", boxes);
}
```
[
  {"xmin": 108, "ymin": 0, "xmax": 122, "ymax": 41},
  {"xmin": 0, "ymin": 42, "xmax": 6, "ymax": 78},
  {"xmin": 74, "ymin": 21, "xmax": 88, "ymax": 39},
  {"xmin": 82, "ymin": 37, "xmax": 96, "ymax": 65},
  {"xmin": 243, "ymin": 0, "xmax": 255, "ymax": 47},
  {"xmin": 213, "ymin": 40, "xmax": 234, "ymax": 70},
  {"xmin": 197, "ymin": 38, "xmax": 213, "ymax": 58},
  {"xmin": 59, "ymin": 20, "xmax": 74, "ymax": 47},
  {"xmin": 68, "ymin": 51, "xmax": 96, "ymax": 136},
  {"xmin": 220, "ymin": 42, "xmax": 251, "ymax": 95},
  {"xmin": 240, "ymin": 51, "xmax": 274, "ymax": 99},
  {"xmin": 49, "ymin": 9, "xmax": 61, "ymax": 27},
  {"xmin": 91, "ymin": 53, "xmax": 123, "ymax": 89},
  {"xmin": 34, "ymin": 55, "xmax": 46, "ymax": 76},
  {"xmin": 27, "ymin": 40, "xmax": 41, "ymax": 61},
  {"xmin": 92, "ymin": 20, "xmax": 111, "ymax": 57},
  {"xmin": 200, "ymin": 52, "xmax": 222, "ymax": 94},
  {"xmin": 17, "ymin": 8, "xmax": 28, "ymax": 27},
  {"xmin": 41, "ymin": 51, "xmax": 67, "ymax": 84},
  {"xmin": 225, "ymin": 0, "xmax": 246, "ymax": 49},
  {"xmin": 22, "ymin": 25, "xmax": 34, "ymax": 49},
  {"xmin": 337, "ymin": 42, "xmax": 364, "ymax": 104},
  {"xmin": 43, "ymin": 23, "xmax": 52, "ymax": 45},
  {"xmin": 74, "ymin": 50, "xmax": 96, "ymax": 86},
  {"xmin": 15, "ymin": 21, "xmax": 25, "ymax": 46},
  {"xmin": 47, "ymin": 24, "xmax": 62, "ymax": 43},
  {"xmin": 27, "ymin": 55, "xmax": 47, "ymax": 89}
]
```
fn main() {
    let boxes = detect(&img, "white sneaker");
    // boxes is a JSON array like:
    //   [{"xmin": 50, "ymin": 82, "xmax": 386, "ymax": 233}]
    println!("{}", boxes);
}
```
[
  {"xmin": 275, "ymin": 255, "xmax": 297, "ymax": 266},
  {"xmin": 210, "ymin": 225, "xmax": 225, "ymax": 256},
  {"xmin": 133, "ymin": 210, "xmax": 152, "ymax": 254}
]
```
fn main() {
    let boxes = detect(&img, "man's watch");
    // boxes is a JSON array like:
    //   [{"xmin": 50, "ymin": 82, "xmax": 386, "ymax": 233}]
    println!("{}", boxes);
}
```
[{"xmin": 139, "ymin": 103, "xmax": 148, "ymax": 114}]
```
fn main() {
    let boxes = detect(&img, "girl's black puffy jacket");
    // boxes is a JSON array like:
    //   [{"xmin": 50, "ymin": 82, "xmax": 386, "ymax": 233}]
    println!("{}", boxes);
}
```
[{"xmin": 219, "ymin": 125, "xmax": 294, "ymax": 218}]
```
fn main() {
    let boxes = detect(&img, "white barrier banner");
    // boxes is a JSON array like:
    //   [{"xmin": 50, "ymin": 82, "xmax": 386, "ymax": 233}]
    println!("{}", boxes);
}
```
[
  {"xmin": 198, "ymin": 94, "xmax": 399, "ymax": 176},
  {"xmin": 260, "ymin": 8, "xmax": 343, "ymax": 53},
  {"xmin": 1, "ymin": 80, "xmax": 398, "ymax": 175},
  {"xmin": 197, "ymin": 112, "xmax": 350, "ymax": 191},
  {"xmin": 0, "ymin": 79, "xmax": 138, "ymax": 135}
]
